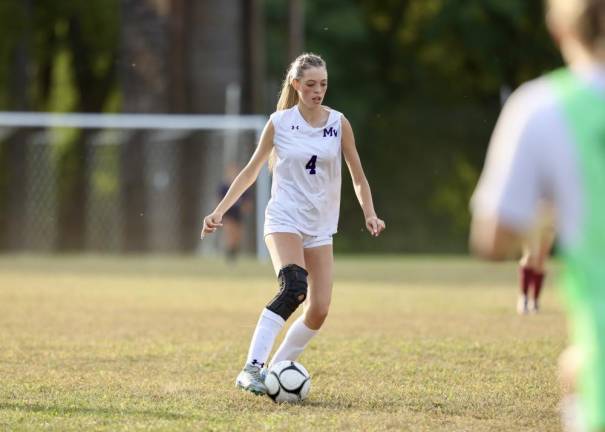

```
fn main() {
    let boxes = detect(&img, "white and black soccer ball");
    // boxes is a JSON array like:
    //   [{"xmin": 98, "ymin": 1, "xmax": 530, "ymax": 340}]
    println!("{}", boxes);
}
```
[{"xmin": 264, "ymin": 360, "xmax": 311, "ymax": 403}]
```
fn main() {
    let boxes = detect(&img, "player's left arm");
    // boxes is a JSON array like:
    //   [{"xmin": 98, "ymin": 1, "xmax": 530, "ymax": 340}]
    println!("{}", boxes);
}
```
[{"xmin": 341, "ymin": 116, "xmax": 386, "ymax": 237}]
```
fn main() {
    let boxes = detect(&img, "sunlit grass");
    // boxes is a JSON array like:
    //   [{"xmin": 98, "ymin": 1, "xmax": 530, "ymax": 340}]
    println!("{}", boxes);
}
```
[{"xmin": 0, "ymin": 255, "xmax": 565, "ymax": 431}]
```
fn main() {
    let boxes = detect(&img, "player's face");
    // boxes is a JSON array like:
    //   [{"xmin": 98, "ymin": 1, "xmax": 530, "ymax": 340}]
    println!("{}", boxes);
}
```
[{"xmin": 293, "ymin": 67, "xmax": 328, "ymax": 108}]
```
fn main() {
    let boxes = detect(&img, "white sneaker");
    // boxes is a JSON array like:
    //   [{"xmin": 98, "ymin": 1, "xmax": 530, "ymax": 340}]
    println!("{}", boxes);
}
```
[
  {"xmin": 528, "ymin": 298, "xmax": 539, "ymax": 313},
  {"xmin": 517, "ymin": 295, "xmax": 529, "ymax": 315},
  {"xmin": 235, "ymin": 363, "xmax": 267, "ymax": 395}
]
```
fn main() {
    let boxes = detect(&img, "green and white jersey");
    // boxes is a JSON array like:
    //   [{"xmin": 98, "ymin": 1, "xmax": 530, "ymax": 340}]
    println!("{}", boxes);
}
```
[
  {"xmin": 472, "ymin": 66, "xmax": 605, "ymax": 252},
  {"xmin": 472, "ymin": 64, "xmax": 605, "ymax": 429}
]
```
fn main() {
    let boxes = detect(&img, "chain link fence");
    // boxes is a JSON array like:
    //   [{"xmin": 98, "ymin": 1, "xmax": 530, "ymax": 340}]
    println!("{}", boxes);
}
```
[{"xmin": 0, "ymin": 113, "xmax": 268, "ymax": 256}]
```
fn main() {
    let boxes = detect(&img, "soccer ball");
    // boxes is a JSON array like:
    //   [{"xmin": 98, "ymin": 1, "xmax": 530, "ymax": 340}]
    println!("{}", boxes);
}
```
[{"xmin": 264, "ymin": 360, "xmax": 311, "ymax": 403}]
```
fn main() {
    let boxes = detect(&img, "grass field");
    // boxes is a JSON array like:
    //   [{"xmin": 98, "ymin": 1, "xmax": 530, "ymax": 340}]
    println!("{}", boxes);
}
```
[{"xmin": 0, "ymin": 255, "xmax": 567, "ymax": 431}]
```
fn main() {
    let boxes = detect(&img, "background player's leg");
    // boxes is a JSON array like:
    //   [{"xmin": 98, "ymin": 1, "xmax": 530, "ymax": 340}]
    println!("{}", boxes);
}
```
[
  {"xmin": 518, "ymin": 243, "xmax": 534, "ymax": 314},
  {"xmin": 530, "ymin": 232, "xmax": 555, "ymax": 312},
  {"xmin": 222, "ymin": 217, "xmax": 242, "ymax": 261},
  {"xmin": 270, "ymin": 243, "xmax": 333, "ymax": 365}
]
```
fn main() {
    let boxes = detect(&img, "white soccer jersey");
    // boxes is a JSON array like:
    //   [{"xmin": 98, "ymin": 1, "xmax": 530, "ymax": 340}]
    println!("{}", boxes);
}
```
[
  {"xmin": 264, "ymin": 105, "xmax": 343, "ymax": 237},
  {"xmin": 471, "ymin": 66, "xmax": 605, "ymax": 249}
]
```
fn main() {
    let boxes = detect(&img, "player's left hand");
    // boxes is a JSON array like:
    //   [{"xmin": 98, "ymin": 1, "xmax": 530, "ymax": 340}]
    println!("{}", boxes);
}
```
[{"xmin": 365, "ymin": 216, "xmax": 386, "ymax": 237}]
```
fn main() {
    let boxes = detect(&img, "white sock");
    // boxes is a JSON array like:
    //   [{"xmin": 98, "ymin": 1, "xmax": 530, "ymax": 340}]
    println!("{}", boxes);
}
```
[
  {"xmin": 270, "ymin": 315, "xmax": 318, "ymax": 366},
  {"xmin": 245, "ymin": 308, "xmax": 285, "ymax": 367},
  {"xmin": 560, "ymin": 394, "xmax": 587, "ymax": 432}
]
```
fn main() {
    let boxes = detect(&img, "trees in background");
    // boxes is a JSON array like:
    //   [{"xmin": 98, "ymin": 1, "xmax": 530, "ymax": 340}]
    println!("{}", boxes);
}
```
[
  {"xmin": 293, "ymin": 0, "xmax": 560, "ymax": 252},
  {"xmin": 0, "ymin": 0, "xmax": 117, "ymax": 250},
  {"xmin": 0, "ymin": 0, "xmax": 258, "ymax": 252},
  {"xmin": 0, "ymin": 0, "xmax": 561, "ymax": 253},
  {"xmin": 119, "ymin": 0, "xmax": 255, "ymax": 252}
]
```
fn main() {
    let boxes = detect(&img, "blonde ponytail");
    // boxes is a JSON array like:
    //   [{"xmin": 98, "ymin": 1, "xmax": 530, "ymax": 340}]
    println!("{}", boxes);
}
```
[
  {"xmin": 269, "ymin": 53, "xmax": 327, "ymax": 171},
  {"xmin": 276, "ymin": 73, "xmax": 299, "ymax": 111}
]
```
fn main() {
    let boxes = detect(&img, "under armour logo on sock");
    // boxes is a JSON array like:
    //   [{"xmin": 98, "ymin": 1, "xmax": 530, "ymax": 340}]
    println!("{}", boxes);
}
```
[
  {"xmin": 291, "ymin": 125, "xmax": 299, "ymax": 130},
  {"xmin": 251, "ymin": 359, "xmax": 264, "ymax": 367}
]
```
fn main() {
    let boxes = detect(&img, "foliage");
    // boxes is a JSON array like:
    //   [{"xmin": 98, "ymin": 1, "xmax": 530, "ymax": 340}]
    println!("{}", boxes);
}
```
[
  {"xmin": 264, "ymin": 0, "xmax": 562, "ymax": 252},
  {"xmin": 0, "ymin": 0, "xmax": 564, "ymax": 253},
  {"xmin": 0, "ymin": 0, "xmax": 119, "ymax": 250}
]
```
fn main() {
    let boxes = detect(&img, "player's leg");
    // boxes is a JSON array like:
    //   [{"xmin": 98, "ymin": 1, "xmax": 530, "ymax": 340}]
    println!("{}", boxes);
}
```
[
  {"xmin": 518, "ymin": 242, "xmax": 534, "ymax": 314},
  {"xmin": 529, "ymin": 231, "xmax": 555, "ymax": 312},
  {"xmin": 527, "ymin": 208, "xmax": 556, "ymax": 312},
  {"xmin": 222, "ymin": 217, "xmax": 242, "ymax": 261},
  {"xmin": 236, "ymin": 232, "xmax": 306, "ymax": 394},
  {"xmin": 270, "ymin": 241, "xmax": 333, "ymax": 365}
]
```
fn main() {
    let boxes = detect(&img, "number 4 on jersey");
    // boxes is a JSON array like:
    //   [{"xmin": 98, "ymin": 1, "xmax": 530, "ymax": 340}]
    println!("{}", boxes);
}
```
[{"xmin": 305, "ymin": 155, "xmax": 318, "ymax": 175}]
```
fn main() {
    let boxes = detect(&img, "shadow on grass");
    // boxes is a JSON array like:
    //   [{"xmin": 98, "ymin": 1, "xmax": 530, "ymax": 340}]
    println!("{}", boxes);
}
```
[
  {"xmin": 0, "ymin": 402, "xmax": 199, "ymax": 421},
  {"xmin": 301, "ymin": 399, "xmax": 401, "ymax": 410},
  {"xmin": 302, "ymin": 399, "xmax": 356, "ymax": 409}
]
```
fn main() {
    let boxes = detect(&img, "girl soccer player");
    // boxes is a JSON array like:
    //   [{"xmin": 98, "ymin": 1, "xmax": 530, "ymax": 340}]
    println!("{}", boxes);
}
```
[
  {"xmin": 470, "ymin": 0, "xmax": 605, "ymax": 429},
  {"xmin": 201, "ymin": 53, "xmax": 385, "ymax": 395}
]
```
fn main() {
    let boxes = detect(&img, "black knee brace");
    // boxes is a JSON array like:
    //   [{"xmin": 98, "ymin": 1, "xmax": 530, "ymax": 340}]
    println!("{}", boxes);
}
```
[{"xmin": 266, "ymin": 264, "xmax": 308, "ymax": 321}]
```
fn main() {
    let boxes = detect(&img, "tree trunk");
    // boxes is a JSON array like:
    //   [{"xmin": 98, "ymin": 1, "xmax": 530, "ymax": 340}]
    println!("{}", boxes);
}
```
[
  {"xmin": 178, "ymin": 0, "xmax": 246, "ymax": 253},
  {"xmin": 288, "ymin": 0, "xmax": 304, "ymax": 61},
  {"xmin": 244, "ymin": 0, "xmax": 266, "ymax": 114},
  {"xmin": 56, "ymin": 13, "xmax": 117, "ymax": 251},
  {"xmin": 119, "ymin": 0, "xmax": 172, "ymax": 252},
  {"xmin": 1, "ymin": 0, "xmax": 32, "ymax": 250},
  {"xmin": 119, "ymin": 0, "xmax": 251, "ymax": 253}
]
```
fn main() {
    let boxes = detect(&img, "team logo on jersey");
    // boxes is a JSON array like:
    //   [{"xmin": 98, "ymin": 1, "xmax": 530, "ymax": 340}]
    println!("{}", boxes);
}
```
[
  {"xmin": 291, "ymin": 125, "xmax": 299, "ymax": 130},
  {"xmin": 323, "ymin": 127, "xmax": 337, "ymax": 137}
]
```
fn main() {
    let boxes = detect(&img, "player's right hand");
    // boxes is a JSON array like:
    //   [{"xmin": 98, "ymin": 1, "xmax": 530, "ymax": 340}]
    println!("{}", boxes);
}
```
[
  {"xmin": 365, "ymin": 215, "xmax": 386, "ymax": 237},
  {"xmin": 201, "ymin": 212, "xmax": 223, "ymax": 239}
]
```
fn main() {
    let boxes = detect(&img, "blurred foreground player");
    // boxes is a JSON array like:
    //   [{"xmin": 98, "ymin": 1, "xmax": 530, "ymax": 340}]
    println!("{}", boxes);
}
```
[{"xmin": 470, "ymin": 0, "xmax": 605, "ymax": 430}]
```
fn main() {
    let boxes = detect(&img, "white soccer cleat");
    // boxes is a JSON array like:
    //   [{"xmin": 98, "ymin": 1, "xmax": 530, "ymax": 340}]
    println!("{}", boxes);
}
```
[
  {"xmin": 517, "ymin": 295, "xmax": 529, "ymax": 315},
  {"xmin": 235, "ymin": 363, "xmax": 267, "ymax": 395}
]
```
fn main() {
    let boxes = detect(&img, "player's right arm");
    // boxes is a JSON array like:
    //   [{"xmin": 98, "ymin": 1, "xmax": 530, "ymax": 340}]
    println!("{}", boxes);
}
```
[
  {"xmin": 469, "ymin": 82, "xmax": 546, "ymax": 259},
  {"xmin": 201, "ymin": 120, "xmax": 274, "ymax": 238}
]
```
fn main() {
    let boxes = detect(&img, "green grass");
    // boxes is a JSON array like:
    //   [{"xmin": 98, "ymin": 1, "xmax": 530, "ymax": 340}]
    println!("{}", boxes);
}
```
[{"xmin": 0, "ymin": 255, "xmax": 566, "ymax": 431}]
